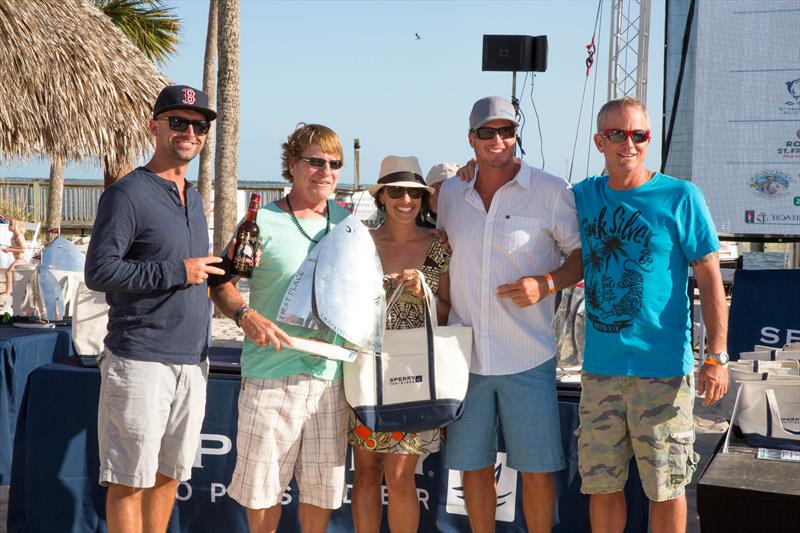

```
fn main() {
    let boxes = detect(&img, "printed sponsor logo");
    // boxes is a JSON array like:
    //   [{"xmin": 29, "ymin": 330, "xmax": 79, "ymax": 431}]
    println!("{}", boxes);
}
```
[
  {"xmin": 777, "ymin": 133, "xmax": 800, "ymax": 158},
  {"xmin": 760, "ymin": 327, "xmax": 800, "ymax": 346},
  {"xmin": 389, "ymin": 375, "xmax": 423, "ymax": 385},
  {"xmin": 446, "ymin": 452, "xmax": 517, "ymax": 522},
  {"xmin": 747, "ymin": 170, "xmax": 792, "ymax": 198},
  {"xmin": 742, "ymin": 210, "xmax": 800, "ymax": 225},
  {"xmin": 778, "ymin": 78, "xmax": 800, "ymax": 115}
]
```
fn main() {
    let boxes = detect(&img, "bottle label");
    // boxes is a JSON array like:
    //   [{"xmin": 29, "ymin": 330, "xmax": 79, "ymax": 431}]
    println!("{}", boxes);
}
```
[{"xmin": 232, "ymin": 231, "xmax": 258, "ymax": 270}]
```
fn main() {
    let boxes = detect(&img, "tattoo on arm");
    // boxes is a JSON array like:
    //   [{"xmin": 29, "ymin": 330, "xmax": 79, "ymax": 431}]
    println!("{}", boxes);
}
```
[{"xmin": 691, "ymin": 251, "xmax": 719, "ymax": 266}]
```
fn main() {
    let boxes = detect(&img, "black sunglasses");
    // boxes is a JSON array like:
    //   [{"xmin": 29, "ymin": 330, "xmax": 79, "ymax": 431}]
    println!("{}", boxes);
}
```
[
  {"xmin": 384, "ymin": 186, "xmax": 426, "ymax": 199},
  {"xmin": 472, "ymin": 126, "xmax": 517, "ymax": 140},
  {"xmin": 600, "ymin": 129, "xmax": 651, "ymax": 144},
  {"xmin": 158, "ymin": 116, "xmax": 211, "ymax": 135},
  {"xmin": 300, "ymin": 156, "xmax": 344, "ymax": 170}
]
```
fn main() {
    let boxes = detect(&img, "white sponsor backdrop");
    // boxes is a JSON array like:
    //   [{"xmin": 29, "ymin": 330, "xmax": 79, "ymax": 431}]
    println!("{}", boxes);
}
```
[{"xmin": 692, "ymin": 0, "xmax": 800, "ymax": 236}]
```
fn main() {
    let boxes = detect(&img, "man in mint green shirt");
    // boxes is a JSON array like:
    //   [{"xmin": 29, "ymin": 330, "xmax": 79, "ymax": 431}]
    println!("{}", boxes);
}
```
[{"xmin": 211, "ymin": 124, "xmax": 351, "ymax": 532}]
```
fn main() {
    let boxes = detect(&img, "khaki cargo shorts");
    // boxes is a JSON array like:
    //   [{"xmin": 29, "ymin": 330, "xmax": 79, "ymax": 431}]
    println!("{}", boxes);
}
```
[
  {"xmin": 577, "ymin": 372, "xmax": 699, "ymax": 502},
  {"xmin": 97, "ymin": 349, "xmax": 208, "ymax": 488}
]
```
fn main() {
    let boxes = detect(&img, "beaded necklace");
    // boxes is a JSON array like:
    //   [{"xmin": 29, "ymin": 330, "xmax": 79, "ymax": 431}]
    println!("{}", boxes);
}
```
[{"xmin": 285, "ymin": 195, "xmax": 331, "ymax": 244}]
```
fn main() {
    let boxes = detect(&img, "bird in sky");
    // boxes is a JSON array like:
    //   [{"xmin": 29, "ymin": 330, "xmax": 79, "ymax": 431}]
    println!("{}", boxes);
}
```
[{"xmin": 415, "ymin": 33, "xmax": 421, "ymax": 40}]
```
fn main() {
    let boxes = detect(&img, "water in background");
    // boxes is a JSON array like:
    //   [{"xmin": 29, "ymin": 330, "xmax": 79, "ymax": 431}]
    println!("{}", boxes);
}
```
[{"xmin": 742, "ymin": 251, "xmax": 789, "ymax": 270}]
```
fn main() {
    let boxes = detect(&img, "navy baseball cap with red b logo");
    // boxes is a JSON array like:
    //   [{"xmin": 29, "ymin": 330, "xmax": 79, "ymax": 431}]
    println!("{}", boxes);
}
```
[{"xmin": 152, "ymin": 85, "xmax": 217, "ymax": 121}]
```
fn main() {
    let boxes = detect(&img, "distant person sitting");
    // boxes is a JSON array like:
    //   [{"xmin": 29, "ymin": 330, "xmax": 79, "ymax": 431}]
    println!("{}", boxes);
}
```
[
  {"xmin": 1, "ymin": 219, "xmax": 28, "ymax": 300},
  {"xmin": 420, "ymin": 161, "xmax": 459, "ymax": 228}
]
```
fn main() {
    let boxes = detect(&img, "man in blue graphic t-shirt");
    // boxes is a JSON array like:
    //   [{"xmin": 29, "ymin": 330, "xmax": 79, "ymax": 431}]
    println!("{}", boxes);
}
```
[{"xmin": 573, "ymin": 97, "xmax": 729, "ymax": 533}]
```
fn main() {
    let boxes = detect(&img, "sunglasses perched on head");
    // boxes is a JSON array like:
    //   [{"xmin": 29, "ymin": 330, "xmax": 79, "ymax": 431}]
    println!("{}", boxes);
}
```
[
  {"xmin": 158, "ymin": 116, "xmax": 211, "ymax": 135},
  {"xmin": 300, "ymin": 157, "xmax": 344, "ymax": 170},
  {"xmin": 472, "ymin": 126, "xmax": 517, "ymax": 140},
  {"xmin": 384, "ymin": 186, "xmax": 426, "ymax": 199},
  {"xmin": 600, "ymin": 129, "xmax": 651, "ymax": 143}
]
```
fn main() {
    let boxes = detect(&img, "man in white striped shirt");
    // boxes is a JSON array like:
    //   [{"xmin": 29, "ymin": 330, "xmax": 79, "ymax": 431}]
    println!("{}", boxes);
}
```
[{"xmin": 438, "ymin": 96, "xmax": 582, "ymax": 532}]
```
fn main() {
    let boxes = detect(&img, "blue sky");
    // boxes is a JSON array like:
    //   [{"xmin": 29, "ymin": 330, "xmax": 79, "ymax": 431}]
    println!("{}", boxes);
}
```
[{"xmin": 1, "ymin": 0, "xmax": 665, "ymax": 184}]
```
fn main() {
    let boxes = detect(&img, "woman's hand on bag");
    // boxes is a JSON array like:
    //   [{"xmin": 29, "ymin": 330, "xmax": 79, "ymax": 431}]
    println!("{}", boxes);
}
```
[
  {"xmin": 397, "ymin": 269, "xmax": 425, "ymax": 299},
  {"xmin": 240, "ymin": 311, "xmax": 293, "ymax": 351}
]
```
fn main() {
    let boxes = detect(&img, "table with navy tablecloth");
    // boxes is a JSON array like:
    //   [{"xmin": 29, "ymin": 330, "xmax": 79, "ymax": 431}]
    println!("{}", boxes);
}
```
[
  {"xmin": 0, "ymin": 324, "xmax": 73, "ymax": 484},
  {"xmin": 8, "ymin": 352, "xmax": 649, "ymax": 533}
]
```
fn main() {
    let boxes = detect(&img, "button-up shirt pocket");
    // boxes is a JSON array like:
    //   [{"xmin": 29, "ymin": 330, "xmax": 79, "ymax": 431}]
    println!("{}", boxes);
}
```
[{"xmin": 500, "ymin": 215, "xmax": 545, "ymax": 254}]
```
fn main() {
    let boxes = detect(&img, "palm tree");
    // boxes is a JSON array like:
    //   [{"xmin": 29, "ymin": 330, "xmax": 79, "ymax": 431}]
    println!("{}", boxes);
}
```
[
  {"xmin": 93, "ymin": 0, "xmax": 180, "ymax": 189},
  {"xmin": 198, "ymin": 0, "xmax": 218, "ymax": 218},
  {"xmin": 46, "ymin": 158, "xmax": 65, "ymax": 237},
  {"xmin": 1, "ymin": 1, "xmax": 168, "ymax": 236},
  {"xmin": 93, "ymin": 0, "xmax": 180, "ymax": 64},
  {"xmin": 38, "ymin": 0, "xmax": 179, "ymax": 233},
  {"xmin": 213, "ymin": 0, "xmax": 240, "ymax": 257}
]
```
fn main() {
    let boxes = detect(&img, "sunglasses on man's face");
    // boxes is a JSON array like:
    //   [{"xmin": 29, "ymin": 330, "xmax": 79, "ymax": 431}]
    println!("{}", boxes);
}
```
[
  {"xmin": 300, "ymin": 157, "xmax": 344, "ymax": 170},
  {"xmin": 384, "ymin": 186, "xmax": 426, "ymax": 199},
  {"xmin": 600, "ymin": 129, "xmax": 651, "ymax": 144},
  {"xmin": 472, "ymin": 126, "xmax": 517, "ymax": 140},
  {"xmin": 158, "ymin": 116, "xmax": 211, "ymax": 136}
]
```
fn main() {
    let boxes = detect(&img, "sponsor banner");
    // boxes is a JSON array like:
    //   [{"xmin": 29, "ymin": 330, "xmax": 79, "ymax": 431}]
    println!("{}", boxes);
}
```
[
  {"xmin": 728, "ymin": 269, "xmax": 800, "ymax": 358},
  {"xmin": 445, "ymin": 452, "xmax": 518, "ymax": 522},
  {"xmin": 692, "ymin": 0, "xmax": 800, "ymax": 236}
]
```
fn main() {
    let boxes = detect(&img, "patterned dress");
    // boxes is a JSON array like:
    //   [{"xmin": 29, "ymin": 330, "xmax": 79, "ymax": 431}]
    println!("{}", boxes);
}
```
[{"xmin": 349, "ymin": 237, "xmax": 450, "ymax": 455}]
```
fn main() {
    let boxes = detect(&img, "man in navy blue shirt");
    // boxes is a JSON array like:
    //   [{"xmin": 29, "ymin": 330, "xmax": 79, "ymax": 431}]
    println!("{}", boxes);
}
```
[{"xmin": 85, "ymin": 85, "xmax": 223, "ymax": 533}]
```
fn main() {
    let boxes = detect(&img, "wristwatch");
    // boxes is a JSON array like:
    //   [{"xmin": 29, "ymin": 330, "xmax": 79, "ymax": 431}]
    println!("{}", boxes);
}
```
[
  {"xmin": 703, "ymin": 351, "xmax": 730, "ymax": 366},
  {"xmin": 234, "ymin": 306, "xmax": 255, "ymax": 328}
]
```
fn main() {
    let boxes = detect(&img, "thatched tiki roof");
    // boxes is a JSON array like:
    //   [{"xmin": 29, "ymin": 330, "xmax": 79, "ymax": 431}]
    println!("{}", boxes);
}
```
[{"xmin": 0, "ymin": 0, "xmax": 169, "ymax": 177}]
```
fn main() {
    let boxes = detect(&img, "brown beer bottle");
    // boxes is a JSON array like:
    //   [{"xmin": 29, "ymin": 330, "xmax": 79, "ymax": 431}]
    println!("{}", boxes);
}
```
[{"xmin": 231, "ymin": 193, "xmax": 261, "ymax": 278}]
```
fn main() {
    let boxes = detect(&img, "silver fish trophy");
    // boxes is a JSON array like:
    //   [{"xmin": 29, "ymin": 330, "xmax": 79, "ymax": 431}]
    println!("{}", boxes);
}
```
[
  {"xmin": 314, "ymin": 216, "xmax": 385, "ymax": 352},
  {"xmin": 278, "ymin": 215, "xmax": 385, "ymax": 353}
]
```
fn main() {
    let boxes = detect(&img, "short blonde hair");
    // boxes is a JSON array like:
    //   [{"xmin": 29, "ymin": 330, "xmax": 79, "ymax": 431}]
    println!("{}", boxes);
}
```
[
  {"xmin": 281, "ymin": 123, "xmax": 343, "ymax": 182},
  {"xmin": 596, "ymin": 96, "xmax": 648, "ymax": 131},
  {"xmin": 10, "ymin": 219, "xmax": 25, "ymax": 234}
]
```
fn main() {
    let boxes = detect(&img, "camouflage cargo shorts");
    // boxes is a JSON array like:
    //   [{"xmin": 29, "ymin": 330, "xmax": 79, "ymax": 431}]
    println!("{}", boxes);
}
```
[{"xmin": 577, "ymin": 372, "xmax": 699, "ymax": 502}]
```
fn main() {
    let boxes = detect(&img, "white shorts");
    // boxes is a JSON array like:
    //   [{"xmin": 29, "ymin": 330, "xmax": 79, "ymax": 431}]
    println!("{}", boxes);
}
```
[
  {"xmin": 227, "ymin": 375, "xmax": 348, "ymax": 510},
  {"xmin": 97, "ymin": 349, "xmax": 208, "ymax": 488}
]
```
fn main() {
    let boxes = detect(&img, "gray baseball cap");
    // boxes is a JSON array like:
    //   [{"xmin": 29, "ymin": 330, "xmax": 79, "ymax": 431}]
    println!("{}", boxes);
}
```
[
  {"xmin": 425, "ymin": 162, "xmax": 461, "ymax": 186},
  {"xmin": 469, "ymin": 96, "xmax": 519, "ymax": 129}
]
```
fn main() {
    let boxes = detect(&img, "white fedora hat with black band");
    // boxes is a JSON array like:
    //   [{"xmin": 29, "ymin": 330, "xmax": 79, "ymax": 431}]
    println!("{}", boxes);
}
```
[{"xmin": 368, "ymin": 155, "xmax": 434, "ymax": 197}]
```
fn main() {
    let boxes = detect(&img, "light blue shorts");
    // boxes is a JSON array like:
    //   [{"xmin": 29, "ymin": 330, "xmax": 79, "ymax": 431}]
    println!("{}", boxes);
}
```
[{"xmin": 444, "ymin": 358, "xmax": 565, "ymax": 473}]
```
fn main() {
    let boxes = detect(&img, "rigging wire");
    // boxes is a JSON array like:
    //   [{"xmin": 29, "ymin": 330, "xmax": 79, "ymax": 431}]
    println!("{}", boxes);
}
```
[
  {"xmin": 567, "ymin": 0, "xmax": 604, "ymax": 183},
  {"xmin": 514, "ymin": 72, "xmax": 529, "ymax": 158},
  {"xmin": 585, "ymin": 1, "xmax": 604, "ymax": 177},
  {"xmin": 529, "ymin": 73, "xmax": 545, "ymax": 170}
]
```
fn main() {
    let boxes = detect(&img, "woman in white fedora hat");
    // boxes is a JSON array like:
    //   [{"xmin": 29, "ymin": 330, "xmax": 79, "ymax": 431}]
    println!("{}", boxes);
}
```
[{"xmin": 350, "ymin": 155, "xmax": 451, "ymax": 532}]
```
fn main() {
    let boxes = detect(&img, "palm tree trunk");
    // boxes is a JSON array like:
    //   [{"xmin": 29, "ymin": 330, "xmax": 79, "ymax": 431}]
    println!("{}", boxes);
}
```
[
  {"xmin": 213, "ymin": 0, "xmax": 240, "ymax": 257},
  {"xmin": 46, "ymin": 158, "xmax": 65, "ymax": 235},
  {"xmin": 197, "ymin": 0, "xmax": 218, "ymax": 218},
  {"xmin": 103, "ymin": 157, "xmax": 131, "ymax": 189}
]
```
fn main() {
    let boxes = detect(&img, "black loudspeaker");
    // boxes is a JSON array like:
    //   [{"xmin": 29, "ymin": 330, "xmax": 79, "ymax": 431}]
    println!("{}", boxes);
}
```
[{"xmin": 482, "ymin": 35, "xmax": 548, "ymax": 72}]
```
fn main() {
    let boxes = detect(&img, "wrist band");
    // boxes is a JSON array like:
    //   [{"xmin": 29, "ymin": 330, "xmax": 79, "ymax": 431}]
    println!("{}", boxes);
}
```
[
  {"xmin": 544, "ymin": 273, "xmax": 556, "ymax": 294},
  {"xmin": 234, "ymin": 306, "xmax": 254, "ymax": 328}
]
